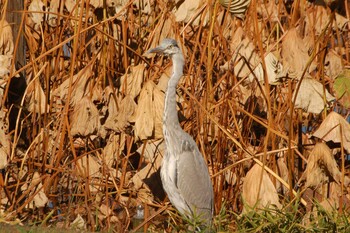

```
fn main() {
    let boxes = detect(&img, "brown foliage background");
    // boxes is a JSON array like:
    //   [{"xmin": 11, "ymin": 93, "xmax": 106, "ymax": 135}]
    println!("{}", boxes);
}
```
[{"xmin": 0, "ymin": 0, "xmax": 350, "ymax": 231}]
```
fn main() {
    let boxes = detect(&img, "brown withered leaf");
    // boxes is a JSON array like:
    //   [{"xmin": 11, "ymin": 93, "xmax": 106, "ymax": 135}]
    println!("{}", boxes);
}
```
[
  {"xmin": 242, "ymin": 164, "xmax": 282, "ymax": 213},
  {"xmin": 281, "ymin": 28, "xmax": 317, "ymax": 79},
  {"xmin": 136, "ymin": 139, "xmax": 164, "ymax": 164},
  {"xmin": 175, "ymin": 0, "xmax": 208, "ymax": 26},
  {"xmin": 0, "ymin": 20, "xmax": 14, "ymax": 55},
  {"xmin": 102, "ymin": 133, "xmax": 126, "ymax": 168},
  {"xmin": 104, "ymin": 94, "xmax": 136, "ymax": 132},
  {"xmin": 71, "ymin": 214, "xmax": 86, "ymax": 230},
  {"xmin": 298, "ymin": 143, "xmax": 343, "ymax": 189},
  {"xmin": 276, "ymin": 155, "xmax": 289, "ymax": 195},
  {"xmin": 293, "ymin": 78, "xmax": 335, "ymax": 114},
  {"xmin": 131, "ymin": 80, "xmax": 164, "ymax": 140},
  {"xmin": 28, "ymin": 0, "xmax": 45, "ymax": 31},
  {"xmin": 26, "ymin": 78, "xmax": 48, "ymax": 114},
  {"xmin": 0, "ymin": 55, "xmax": 12, "ymax": 78},
  {"xmin": 53, "ymin": 65, "xmax": 94, "ymax": 106},
  {"xmin": 313, "ymin": 112, "xmax": 350, "ymax": 152},
  {"xmin": 325, "ymin": 50, "xmax": 344, "ymax": 80},
  {"xmin": 119, "ymin": 64, "xmax": 145, "ymax": 99},
  {"xmin": 70, "ymin": 96, "xmax": 100, "ymax": 137},
  {"xmin": 20, "ymin": 172, "xmax": 48, "ymax": 209},
  {"xmin": 47, "ymin": 0, "xmax": 60, "ymax": 27},
  {"xmin": 305, "ymin": 5, "xmax": 349, "ymax": 36},
  {"xmin": 0, "ymin": 111, "xmax": 9, "ymax": 169}
]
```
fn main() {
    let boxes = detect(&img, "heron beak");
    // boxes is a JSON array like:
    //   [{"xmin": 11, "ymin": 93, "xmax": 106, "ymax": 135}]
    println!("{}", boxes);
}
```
[{"xmin": 145, "ymin": 46, "xmax": 165, "ymax": 55}]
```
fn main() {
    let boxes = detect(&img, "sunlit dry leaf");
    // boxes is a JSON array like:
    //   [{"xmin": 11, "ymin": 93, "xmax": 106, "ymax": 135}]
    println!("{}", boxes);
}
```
[
  {"xmin": 71, "ymin": 214, "xmax": 86, "ymax": 230},
  {"xmin": 333, "ymin": 69, "xmax": 350, "ymax": 109},
  {"xmin": 21, "ymin": 172, "xmax": 48, "ymax": 209},
  {"xmin": 148, "ymin": 17, "xmax": 175, "ymax": 51},
  {"xmin": 136, "ymin": 139, "xmax": 165, "ymax": 164},
  {"xmin": 282, "ymin": 28, "xmax": 316, "ymax": 79},
  {"xmin": 242, "ymin": 164, "xmax": 282, "ymax": 213},
  {"xmin": 0, "ymin": 111, "xmax": 9, "ymax": 169},
  {"xmin": 305, "ymin": 5, "xmax": 349, "ymax": 36},
  {"xmin": 70, "ymin": 96, "xmax": 100, "ymax": 137},
  {"xmin": 131, "ymin": 80, "xmax": 164, "ymax": 140},
  {"xmin": 53, "ymin": 64, "xmax": 94, "ymax": 106},
  {"xmin": 157, "ymin": 66, "xmax": 172, "ymax": 92},
  {"xmin": 325, "ymin": 50, "xmax": 344, "ymax": 80},
  {"xmin": 26, "ymin": 78, "xmax": 48, "ymax": 114},
  {"xmin": 219, "ymin": 0, "xmax": 251, "ymax": 19},
  {"xmin": 64, "ymin": 0, "xmax": 76, "ymax": 13},
  {"xmin": 102, "ymin": 133, "xmax": 126, "ymax": 168},
  {"xmin": 28, "ymin": 0, "xmax": 45, "ymax": 30},
  {"xmin": 0, "ymin": 55, "xmax": 12, "ymax": 78},
  {"xmin": 313, "ymin": 112, "xmax": 350, "ymax": 152},
  {"xmin": 247, "ymin": 52, "xmax": 285, "ymax": 84},
  {"xmin": 293, "ymin": 78, "xmax": 335, "ymax": 114},
  {"xmin": 47, "ymin": 0, "xmax": 61, "ymax": 27},
  {"xmin": 104, "ymin": 94, "xmax": 136, "ymax": 132},
  {"xmin": 98, "ymin": 204, "xmax": 112, "ymax": 221},
  {"xmin": 77, "ymin": 154, "xmax": 100, "ymax": 179},
  {"xmin": 256, "ymin": 0, "xmax": 278, "ymax": 22},
  {"xmin": 0, "ymin": 20, "xmax": 14, "ymax": 55},
  {"xmin": 297, "ymin": 143, "xmax": 347, "ymax": 189},
  {"xmin": 119, "ymin": 64, "xmax": 145, "ymax": 98},
  {"xmin": 276, "ymin": 155, "xmax": 289, "ymax": 195},
  {"xmin": 175, "ymin": 0, "xmax": 208, "ymax": 26}
]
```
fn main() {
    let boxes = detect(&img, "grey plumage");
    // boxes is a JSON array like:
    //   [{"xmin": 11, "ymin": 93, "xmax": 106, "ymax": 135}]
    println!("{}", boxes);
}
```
[{"xmin": 146, "ymin": 39, "xmax": 214, "ymax": 226}]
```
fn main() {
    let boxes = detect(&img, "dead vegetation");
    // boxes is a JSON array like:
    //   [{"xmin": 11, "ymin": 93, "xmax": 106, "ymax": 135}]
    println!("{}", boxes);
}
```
[{"xmin": 0, "ymin": 0, "xmax": 350, "ymax": 232}]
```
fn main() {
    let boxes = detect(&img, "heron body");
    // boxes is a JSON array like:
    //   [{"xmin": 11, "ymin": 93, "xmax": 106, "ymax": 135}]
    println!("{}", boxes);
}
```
[{"xmin": 146, "ymin": 39, "xmax": 214, "ymax": 225}]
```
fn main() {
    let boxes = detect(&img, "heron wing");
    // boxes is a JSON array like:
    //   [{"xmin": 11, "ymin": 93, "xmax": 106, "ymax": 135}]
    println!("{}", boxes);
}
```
[{"xmin": 176, "ymin": 137, "xmax": 214, "ymax": 220}]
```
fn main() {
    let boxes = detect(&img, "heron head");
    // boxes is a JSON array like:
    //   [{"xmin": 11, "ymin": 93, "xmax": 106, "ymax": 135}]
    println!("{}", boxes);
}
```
[{"xmin": 146, "ymin": 38, "xmax": 181, "ymax": 56}]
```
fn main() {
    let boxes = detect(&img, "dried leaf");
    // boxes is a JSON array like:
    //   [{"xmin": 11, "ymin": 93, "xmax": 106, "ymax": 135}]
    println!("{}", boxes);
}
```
[
  {"xmin": 28, "ymin": 0, "xmax": 45, "ymax": 30},
  {"xmin": 333, "ymin": 69, "xmax": 350, "ymax": 109},
  {"xmin": 293, "ymin": 78, "xmax": 335, "ymax": 114},
  {"xmin": 175, "ymin": 0, "xmax": 208, "ymax": 26},
  {"xmin": 242, "ymin": 164, "xmax": 282, "ymax": 212},
  {"xmin": 247, "ymin": 52, "xmax": 285, "ymax": 85},
  {"xmin": 131, "ymin": 81, "xmax": 164, "ymax": 140},
  {"xmin": 136, "ymin": 139, "xmax": 165, "ymax": 164},
  {"xmin": 297, "ymin": 143, "xmax": 346, "ymax": 189},
  {"xmin": 219, "ymin": 0, "xmax": 251, "ymax": 19},
  {"xmin": 325, "ymin": 50, "xmax": 344, "ymax": 80},
  {"xmin": 0, "ymin": 20, "xmax": 14, "ymax": 55},
  {"xmin": 70, "ymin": 96, "xmax": 100, "ymax": 137},
  {"xmin": 77, "ymin": 155, "xmax": 100, "ymax": 179},
  {"xmin": 282, "ymin": 28, "xmax": 316, "ymax": 79},
  {"xmin": 53, "ymin": 65, "xmax": 94, "ymax": 106},
  {"xmin": 119, "ymin": 64, "xmax": 145, "ymax": 99},
  {"xmin": 71, "ymin": 214, "xmax": 86, "ymax": 230},
  {"xmin": 104, "ymin": 94, "xmax": 136, "ymax": 132},
  {"xmin": 0, "ymin": 55, "xmax": 12, "ymax": 78},
  {"xmin": 102, "ymin": 133, "xmax": 126, "ymax": 168},
  {"xmin": 26, "ymin": 79, "xmax": 48, "ymax": 114},
  {"xmin": 21, "ymin": 172, "xmax": 48, "ymax": 209},
  {"xmin": 313, "ymin": 112, "xmax": 350, "ymax": 152},
  {"xmin": 47, "ymin": 0, "xmax": 61, "ymax": 27}
]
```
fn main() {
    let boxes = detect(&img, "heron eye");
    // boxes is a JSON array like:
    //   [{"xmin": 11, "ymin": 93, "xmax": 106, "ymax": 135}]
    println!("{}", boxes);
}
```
[{"xmin": 168, "ymin": 45, "xmax": 174, "ymax": 49}]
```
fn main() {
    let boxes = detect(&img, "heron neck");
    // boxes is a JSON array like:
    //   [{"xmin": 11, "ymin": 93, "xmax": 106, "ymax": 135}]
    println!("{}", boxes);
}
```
[{"xmin": 163, "ymin": 53, "xmax": 184, "ymax": 130}]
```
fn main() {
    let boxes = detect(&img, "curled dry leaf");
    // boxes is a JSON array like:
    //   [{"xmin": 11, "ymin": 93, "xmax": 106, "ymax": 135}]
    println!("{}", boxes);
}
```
[
  {"xmin": 219, "ymin": 0, "xmax": 251, "ymax": 20},
  {"xmin": 0, "ymin": 20, "xmax": 14, "ymax": 55},
  {"xmin": 247, "ymin": 52, "xmax": 285, "ymax": 85},
  {"xmin": 293, "ymin": 78, "xmax": 335, "ymax": 114},
  {"xmin": 325, "ymin": 50, "xmax": 344, "ymax": 80},
  {"xmin": 119, "ymin": 64, "xmax": 145, "ymax": 99},
  {"xmin": 305, "ymin": 5, "xmax": 349, "ymax": 36},
  {"xmin": 281, "ymin": 28, "xmax": 316, "ymax": 79},
  {"xmin": 26, "ymin": 78, "xmax": 48, "ymax": 114},
  {"xmin": 175, "ymin": 0, "xmax": 208, "ymax": 26},
  {"xmin": 70, "ymin": 96, "xmax": 100, "ymax": 137},
  {"xmin": 71, "ymin": 214, "xmax": 86, "ymax": 230},
  {"xmin": 28, "ymin": 0, "xmax": 45, "ymax": 30},
  {"xmin": 53, "ymin": 65, "xmax": 94, "ymax": 106},
  {"xmin": 104, "ymin": 94, "xmax": 136, "ymax": 132},
  {"xmin": 21, "ymin": 172, "xmax": 48, "ymax": 209},
  {"xmin": 313, "ymin": 112, "xmax": 350, "ymax": 153},
  {"xmin": 298, "ymin": 143, "xmax": 346, "ymax": 189},
  {"xmin": 136, "ymin": 139, "xmax": 165, "ymax": 164},
  {"xmin": 242, "ymin": 164, "xmax": 282, "ymax": 213},
  {"xmin": 47, "ymin": 0, "xmax": 61, "ymax": 27},
  {"xmin": 0, "ymin": 55, "xmax": 12, "ymax": 78},
  {"xmin": 102, "ymin": 133, "xmax": 126, "ymax": 168},
  {"xmin": 131, "ymin": 80, "xmax": 164, "ymax": 140},
  {"xmin": 276, "ymin": 155, "xmax": 289, "ymax": 195},
  {"xmin": 0, "ymin": 111, "xmax": 10, "ymax": 169}
]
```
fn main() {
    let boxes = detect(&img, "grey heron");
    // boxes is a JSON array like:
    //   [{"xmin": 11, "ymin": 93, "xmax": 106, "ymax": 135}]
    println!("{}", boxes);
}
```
[{"xmin": 146, "ymin": 39, "xmax": 214, "ymax": 227}]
